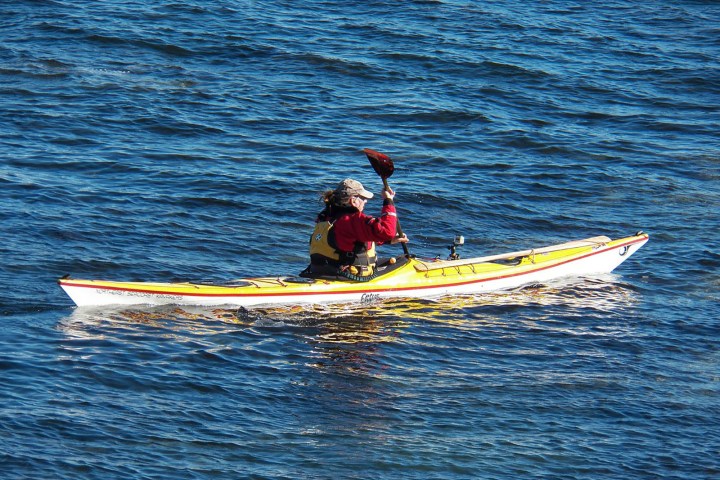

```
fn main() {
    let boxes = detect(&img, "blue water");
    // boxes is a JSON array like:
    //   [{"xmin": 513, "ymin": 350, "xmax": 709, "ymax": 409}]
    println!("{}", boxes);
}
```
[{"xmin": 2, "ymin": 1, "xmax": 719, "ymax": 478}]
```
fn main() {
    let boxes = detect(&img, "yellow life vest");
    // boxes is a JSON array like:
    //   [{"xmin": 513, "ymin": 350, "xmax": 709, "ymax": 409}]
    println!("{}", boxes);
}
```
[
  {"xmin": 308, "ymin": 220, "xmax": 377, "ymax": 275},
  {"xmin": 309, "ymin": 220, "xmax": 341, "ymax": 262}
]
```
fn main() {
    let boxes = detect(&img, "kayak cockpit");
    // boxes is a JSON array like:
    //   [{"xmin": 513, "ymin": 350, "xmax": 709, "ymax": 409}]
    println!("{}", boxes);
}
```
[{"xmin": 298, "ymin": 255, "xmax": 413, "ymax": 282}]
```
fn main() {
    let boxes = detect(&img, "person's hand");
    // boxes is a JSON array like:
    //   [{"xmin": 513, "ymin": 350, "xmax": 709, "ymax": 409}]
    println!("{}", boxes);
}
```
[
  {"xmin": 382, "ymin": 187, "xmax": 395, "ymax": 201},
  {"xmin": 391, "ymin": 234, "xmax": 409, "ymax": 244}
]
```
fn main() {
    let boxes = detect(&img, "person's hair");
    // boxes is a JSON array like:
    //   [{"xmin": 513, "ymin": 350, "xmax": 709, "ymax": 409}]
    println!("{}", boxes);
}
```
[
  {"xmin": 321, "ymin": 189, "xmax": 336, "ymax": 206},
  {"xmin": 320, "ymin": 190, "xmax": 352, "ymax": 211}
]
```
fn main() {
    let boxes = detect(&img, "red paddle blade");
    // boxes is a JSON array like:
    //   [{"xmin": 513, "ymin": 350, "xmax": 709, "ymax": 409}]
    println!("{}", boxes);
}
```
[{"xmin": 363, "ymin": 148, "xmax": 394, "ymax": 179}]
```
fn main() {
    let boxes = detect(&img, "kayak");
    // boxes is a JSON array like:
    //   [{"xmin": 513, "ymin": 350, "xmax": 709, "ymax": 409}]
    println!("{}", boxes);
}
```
[{"xmin": 58, "ymin": 232, "xmax": 648, "ymax": 309}]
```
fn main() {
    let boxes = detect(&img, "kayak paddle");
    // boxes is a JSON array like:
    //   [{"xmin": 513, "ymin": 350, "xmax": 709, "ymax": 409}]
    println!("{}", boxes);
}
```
[{"xmin": 363, "ymin": 148, "xmax": 411, "ymax": 257}]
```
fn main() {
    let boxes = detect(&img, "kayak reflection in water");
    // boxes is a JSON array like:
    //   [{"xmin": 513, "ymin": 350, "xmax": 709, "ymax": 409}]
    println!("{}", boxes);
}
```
[{"xmin": 300, "ymin": 178, "xmax": 409, "ymax": 279}]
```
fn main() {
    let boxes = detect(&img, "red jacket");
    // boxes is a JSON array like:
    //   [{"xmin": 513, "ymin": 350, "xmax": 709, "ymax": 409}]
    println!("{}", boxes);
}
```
[{"xmin": 331, "ymin": 200, "xmax": 397, "ymax": 253}]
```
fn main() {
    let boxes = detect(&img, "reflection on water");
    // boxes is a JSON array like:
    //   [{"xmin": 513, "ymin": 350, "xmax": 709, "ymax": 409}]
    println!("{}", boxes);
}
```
[
  {"xmin": 56, "ymin": 275, "xmax": 643, "ymax": 396},
  {"xmin": 58, "ymin": 306, "xmax": 248, "ymax": 341}
]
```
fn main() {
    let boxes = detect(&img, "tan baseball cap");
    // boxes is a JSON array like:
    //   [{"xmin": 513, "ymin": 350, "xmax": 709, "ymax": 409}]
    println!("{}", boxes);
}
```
[{"xmin": 334, "ymin": 178, "xmax": 374, "ymax": 200}]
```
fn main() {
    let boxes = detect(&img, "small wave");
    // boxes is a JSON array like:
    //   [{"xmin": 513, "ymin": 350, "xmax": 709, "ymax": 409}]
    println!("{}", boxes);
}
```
[
  {"xmin": 85, "ymin": 32, "xmax": 197, "ymax": 57},
  {"xmin": 358, "ymin": 108, "xmax": 489, "ymax": 126},
  {"xmin": 482, "ymin": 60, "xmax": 553, "ymax": 80},
  {"xmin": 131, "ymin": 116, "xmax": 226, "ymax": 136}
]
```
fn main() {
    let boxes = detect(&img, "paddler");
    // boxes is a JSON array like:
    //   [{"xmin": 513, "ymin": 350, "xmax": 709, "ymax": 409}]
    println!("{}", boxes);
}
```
[{"xmin": 301, "ymin": 178, "xmax": 409, "ymax": 279}]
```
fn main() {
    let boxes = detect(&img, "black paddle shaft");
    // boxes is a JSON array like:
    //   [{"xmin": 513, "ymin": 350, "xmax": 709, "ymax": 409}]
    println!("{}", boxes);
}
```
[{"xmin": 382, "ymin": 178, "xmax": 410, "ymax": 256}]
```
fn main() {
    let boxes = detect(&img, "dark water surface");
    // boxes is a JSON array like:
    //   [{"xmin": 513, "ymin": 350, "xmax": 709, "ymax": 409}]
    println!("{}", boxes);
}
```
[{"xmin": 2, "ymin": 1, "xmax": 719, "ymax": 478}]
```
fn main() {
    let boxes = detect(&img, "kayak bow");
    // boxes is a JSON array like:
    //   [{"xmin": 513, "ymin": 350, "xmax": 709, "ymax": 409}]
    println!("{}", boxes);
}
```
[{"xmin": 58, "ymin": 232, "xmax": 648, "ymax": 309}]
